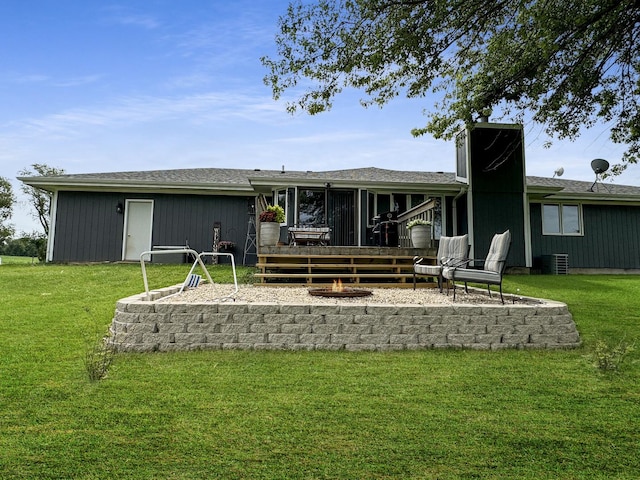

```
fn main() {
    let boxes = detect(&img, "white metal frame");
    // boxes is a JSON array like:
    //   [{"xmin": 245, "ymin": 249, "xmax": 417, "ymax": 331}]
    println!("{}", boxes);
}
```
[{"xmin": 139, "ymin": 248, "xmax": 238, "ymax": 302}]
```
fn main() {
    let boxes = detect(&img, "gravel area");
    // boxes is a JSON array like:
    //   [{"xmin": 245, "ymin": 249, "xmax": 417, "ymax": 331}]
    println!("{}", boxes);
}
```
[{"xmin": 162, "ymin": 283, "xmax": 515, "ymax": 305}]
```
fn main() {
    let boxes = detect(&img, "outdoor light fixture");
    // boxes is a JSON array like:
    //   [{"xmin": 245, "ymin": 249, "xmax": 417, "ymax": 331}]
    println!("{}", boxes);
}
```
[{"xmin": 116, "ymin": 203, "xmax": 124, "ymax": 214}]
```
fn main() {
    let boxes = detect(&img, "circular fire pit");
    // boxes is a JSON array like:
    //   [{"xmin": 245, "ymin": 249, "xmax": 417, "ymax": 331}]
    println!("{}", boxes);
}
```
[{"xmin": 308, "ymin": 287, "xmax": 373, "ymax": 298}]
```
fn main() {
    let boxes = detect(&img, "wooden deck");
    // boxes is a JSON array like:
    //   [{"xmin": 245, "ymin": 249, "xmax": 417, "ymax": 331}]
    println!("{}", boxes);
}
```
[{"xmin": 255, "ymin": 246, "xmax": 437, "ymax": 288}]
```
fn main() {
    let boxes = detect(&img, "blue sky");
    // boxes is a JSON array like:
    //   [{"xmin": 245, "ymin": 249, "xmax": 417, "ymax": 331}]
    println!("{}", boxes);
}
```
[{"xmin": 1, "ymin": 1, "xmax": 635, "ymax": 234}]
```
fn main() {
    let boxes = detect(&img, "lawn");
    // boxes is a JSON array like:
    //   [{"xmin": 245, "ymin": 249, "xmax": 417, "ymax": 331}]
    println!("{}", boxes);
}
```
[{"xmin": 0, "ymin": 262, "xmax": 638, "ymax": 479}]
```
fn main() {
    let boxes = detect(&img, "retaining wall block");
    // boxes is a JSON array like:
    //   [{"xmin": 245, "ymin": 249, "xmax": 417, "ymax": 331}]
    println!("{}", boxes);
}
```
[
  {"xmin": 346, "ymin": 344, "xmax": 377, "ymax": 352},
  {"xmin": 331, "ymin": 334, "xmax": 361, "ymax": 344},
  {"xmin": 514, "ymin": 324, "xmax": 543, "ymax": 334},
  {"xmin": 220, "ymin": 324, "xmax": 250, "ymax": 334},
  {"xmin": 342, "ymin": 324, "xmax": 372, "ymax": 334},
  {"xmin": 469, "ymin": 315, "xmax": 497, "ymax": 325},
  {"xmin": 234, "ymin": 313, "xmax": 265, "ymax": 324},
  {"xmin": 206, "ymin": 333, "xmax": 238, "ymax": 344},
  {"xmin": 402, "ymin": 324, "xmax": 430, "ymax": 335},
  {"xmin": 171, "ymin": 313, "xmax": 202, "ymax": 324},
  {"xmin": 299, "ymin": 334, "xmax": 331, "ymax": 344},
  {"xmin": 295, "ymin": 314, "xmax": 325, "ymax": 325},
  {"xmin": 325, "ymin": 314, "xmax": 355, "ymax": 325},
  {"xmin": 542, "ymin": 324, "xmax": 578, "ymax": 334},
  {"xmin": 525, "ymin": 315, "xmax": 553, "ymax": 325},
  {"xmin": 173, "ymin": 333, "xmax": 206, "ymax": 344},
  {"xmin": 339, "ymin": 305, "xmax": 368, "ymax": 315},
  {"xmin": 447, "ymin": 334, "xmax": 476, "ymax": 344},
  {"xmin": 530, "ymin": 334, "xmax": 560, "ymax": 345},
  {"xmin": 413, "ymin": 315, "xmax": 442, "ymax": 325},
  {"xmin": 155, "ymin": 303, "xmax": 190, "ymax": 314},
  {"xmin": 430, "ymin": 324, "xmax": 459, "ymax": 334},
  {"xmin": 310, "ymin": 305, "xmax": 340, "ymax": 315},
  {"xmin": 381, "ymin": 314, "xmax": 407, "ymax": 326},
  {"xmin": 453, "ymin": 305, "xmax": 483, "ymax": 316},
  {"xmin": 372, "ymin": 324, "xmax": 402, "ymax": 335},
  {"xmin": 139, "ymin": 313, "xmax": 170, "ymax": 323},
  {"xmin": 360, "ymin": 334, "xmax": 391, "ymax": 344},
  {"xmin": 419, "ymin": 334, "xmax": 447, "ymax": 345},
  {"xmin": 280, "ymin": 305, "xmax": 310, "ymax": 314},
  {"xmin": 552, "ymin": 314, "xmax": 574, "ymax": 325},
  {"xmin": 281, "ymin": 323, "xmax": 312, "ymax": 334},
  {"xmin": 268, "ymin": 333, "xmax": 299, "ymax": 345},
  {"xmin": 202, "ymin": 313, "xmax": 233, "ymax": 324},
  {"xmin": 366, "ymin": 305, "xmax": 399, "ymax": 315},
  {"xmin": 390, "ymin": 334, "xmax": 418, "ymax": 344},
  {"xmin": 250, "ymin": 323, "xmax": 281, "ymax": 334},
  {"xmin": 312, "ymin": 324, "xmax": 340, "ymax": 334},
  {"xmin": 217, "ymin": 303, "xmax": 249, "ymax": 314},
  {"xmin": 487, "ymin": 324, "xmax": 515, "ymax": 334},
  {"xmin": 497, "ymin": 314, "xmax": 525, "ymax": 325},
  {"xmin": 458, "ymin": 324, "xmax": 488, "ymax": 335},
  {"xmin": 142, "ymin": 333, "xmax": 173, "ymax": 344},
  {"xmin": 264, "ymin": 313, "xmax": 295, "ymax": 325},
  {"xmin": 475, "ymin": 334, "xmax": 503, "ymax": 344},
  {"xmin": 441, "ymin": 315, "xmax": 470, "ymax": 325},
  {"xmin": 182, "ymin": 304, "xmax": 216, "ymax": 315},
  {"xmin": 502, "ymin": 334, "xmax": 530, "ymax": 344},
  {"xmin": 247, "ymin": 303, "xmax": 281, "ymax": 314},
  {"xmin": 187, "ymin": 323, "xmax": 221, "ymax": 334},
  {"xmin": 239, "ymin": 333, "xmax": 268, "ymax": 344},
  {"xmin": 125, "ymin": 323, "xmax": 157, "ymax": 334},
  {"xmin": 115, "ymin": 312, "xmax": 140, "ymax": 324},
  {"xmin": 122, "ymin": 301, "xmax": 155, "ymax": 313}
]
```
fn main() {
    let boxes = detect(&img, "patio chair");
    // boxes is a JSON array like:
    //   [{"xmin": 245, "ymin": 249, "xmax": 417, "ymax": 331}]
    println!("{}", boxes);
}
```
[
  {"xmin": 413, "ymin": 234, "xmax": 469, "ymax": 292},
  {"xmin": 442, "ymin": 230, "xmax": 511, "ymax": 304}
]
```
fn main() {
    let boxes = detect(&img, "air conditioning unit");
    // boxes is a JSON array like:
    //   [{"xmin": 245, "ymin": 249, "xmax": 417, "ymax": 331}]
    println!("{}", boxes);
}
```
[{"xmin": 542, "ymin": 254, "xmax": 569, "ymax": 275}]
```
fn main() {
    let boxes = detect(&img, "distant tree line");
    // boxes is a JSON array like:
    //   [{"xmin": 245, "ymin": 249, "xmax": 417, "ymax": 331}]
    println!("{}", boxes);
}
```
[{"xmin": 0, "ymin": 163, "xmax": 64, "ymax": 261}]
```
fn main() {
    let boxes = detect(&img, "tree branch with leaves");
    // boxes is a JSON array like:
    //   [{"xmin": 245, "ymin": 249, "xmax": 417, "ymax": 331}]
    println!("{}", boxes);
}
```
[
  {"xmin": 18, "ymin": 164, "xmax": 65, "ymax": 236},
  {"xmin": 262, "ymin": 0, "xmax": 640, "ymax": 174}
]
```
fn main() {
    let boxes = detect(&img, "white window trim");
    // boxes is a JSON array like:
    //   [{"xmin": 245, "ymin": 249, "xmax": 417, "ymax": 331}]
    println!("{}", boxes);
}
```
[{"xmin": 542, "ymin": 203, "xmax": 584, "ymax": 236}]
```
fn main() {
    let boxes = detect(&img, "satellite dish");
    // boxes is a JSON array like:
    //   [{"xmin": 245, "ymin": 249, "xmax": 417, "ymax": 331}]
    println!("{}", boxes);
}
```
[
  {"xmin": 589, "ymin": 158, "xmax": 611, "ymax": 192},
  {"xmin": 591, "ymin": 158, "xmax": 610, "ymax": 174},
  {"xmin": 553, "ymin": 167, "xmax": 564, "ymax": 178}
]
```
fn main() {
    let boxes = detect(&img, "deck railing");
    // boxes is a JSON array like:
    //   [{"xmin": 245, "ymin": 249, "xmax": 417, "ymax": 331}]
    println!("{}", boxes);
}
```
[{"xmin": 397, "ymin": 198, "xmax": 438, "ymax": 248}]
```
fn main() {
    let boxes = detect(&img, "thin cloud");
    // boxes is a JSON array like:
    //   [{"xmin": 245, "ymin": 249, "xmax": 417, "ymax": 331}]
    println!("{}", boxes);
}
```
[{"xmin": 3, "ymin": 91, "xmax": 286, "ymax": 140}]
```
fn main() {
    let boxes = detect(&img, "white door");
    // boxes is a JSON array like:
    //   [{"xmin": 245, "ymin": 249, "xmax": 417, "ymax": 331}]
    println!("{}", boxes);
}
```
[{"xmin": 122, "ymin": 200, "xmax": 154, "ymax": 261}]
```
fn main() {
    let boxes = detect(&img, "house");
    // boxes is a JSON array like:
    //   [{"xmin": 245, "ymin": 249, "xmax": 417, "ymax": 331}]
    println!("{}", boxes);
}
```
[{"xmin": 18, "ymin": 122, "xmax": 640, "ymax": 273}]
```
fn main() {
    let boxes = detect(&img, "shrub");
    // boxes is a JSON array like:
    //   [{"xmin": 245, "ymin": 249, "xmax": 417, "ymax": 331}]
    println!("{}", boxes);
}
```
[{"xmin": 592, "ymin": 338, "xmax": 635, "ymax": 372}]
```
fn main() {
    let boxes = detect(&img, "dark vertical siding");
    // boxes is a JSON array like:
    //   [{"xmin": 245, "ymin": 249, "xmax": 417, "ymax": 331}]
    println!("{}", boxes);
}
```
[
  {"xmin": 52, "ymin": 191, "xmax": 253, "ymax": 264},
  {"xmin": 53, "ymin": 192, "xmax": 125, "ymax": 262},
  {"xmin": 530, "ymin": 203, "xmax": 640, "ymax": 269}
]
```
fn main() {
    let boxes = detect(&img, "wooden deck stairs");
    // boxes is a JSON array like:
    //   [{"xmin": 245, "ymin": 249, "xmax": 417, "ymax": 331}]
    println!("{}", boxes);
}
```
[{"xmin": 255, "ymin": 246, "xmax": 437, "ymax": 288}]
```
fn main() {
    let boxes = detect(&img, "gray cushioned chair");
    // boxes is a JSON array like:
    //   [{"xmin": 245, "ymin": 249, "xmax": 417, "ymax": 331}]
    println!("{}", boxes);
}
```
[
  {"xmin": 442, "ymin": 230, "xmax": 511, "ymax": 303},
  {"xmin": 413, "ymin": 234, "xmax": 469, "ymax": 292}
]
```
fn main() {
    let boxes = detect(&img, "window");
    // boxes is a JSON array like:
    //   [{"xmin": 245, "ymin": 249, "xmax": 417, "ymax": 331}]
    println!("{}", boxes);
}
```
[
  {"xmin": 298, "ymin": 189, "xmax": 325, "ymax": 225},
  {"xmin": 273, "ymin": 189, "xmax": 288, "ymax": 225},
  {"xmin": 542, "ymin": 204, "xmax": 582, "ymax": 235}
]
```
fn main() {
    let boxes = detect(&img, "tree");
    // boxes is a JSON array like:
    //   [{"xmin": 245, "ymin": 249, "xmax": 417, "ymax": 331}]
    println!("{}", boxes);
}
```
[
  {"xmin": 0, "ymin": 176, "xmax": 15, "ymax": 245},
  {"xmin": 19, "ymin": 164, "xmax": 65, "ymax": 236},
  {"xmin": 262, "ymin": 0, "xmax": 640, "ymax": 174}
]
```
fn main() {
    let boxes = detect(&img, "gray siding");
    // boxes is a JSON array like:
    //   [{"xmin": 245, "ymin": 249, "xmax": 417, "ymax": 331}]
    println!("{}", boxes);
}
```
[
  {"xmin": 530, "ymin": 203, "xmax": 640, "ymax": 269},
  {"xmin": 52, "ymin": 191, "xmax": 252, "ymax": 263}
]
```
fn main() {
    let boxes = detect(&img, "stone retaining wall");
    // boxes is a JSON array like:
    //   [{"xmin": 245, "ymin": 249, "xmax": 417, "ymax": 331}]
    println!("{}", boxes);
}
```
[{"xmin": 110, "ymin": 285, "xmax": 580, "ymax": 352}]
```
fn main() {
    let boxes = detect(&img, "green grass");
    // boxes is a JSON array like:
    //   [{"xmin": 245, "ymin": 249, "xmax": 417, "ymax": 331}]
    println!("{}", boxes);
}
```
[{"xmin": 1, "ymin": 264, "xmax": 639, "ymax": 479}]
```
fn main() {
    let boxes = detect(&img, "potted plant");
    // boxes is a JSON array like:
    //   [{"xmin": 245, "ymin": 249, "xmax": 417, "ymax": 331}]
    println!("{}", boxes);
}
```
[
  {"xmin": 407, "ymin": 219, "xmax": 432, "ymax": 248},
  {"xmin": 259, "ymin": 204, "xmax": 285, "ymax": 246}
]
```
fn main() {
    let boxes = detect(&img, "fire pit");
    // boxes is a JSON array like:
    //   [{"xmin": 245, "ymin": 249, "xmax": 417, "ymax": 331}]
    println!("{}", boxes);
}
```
[{"xmin": 308, "ymin": 279, "xmax": 373, "ymax": 298}]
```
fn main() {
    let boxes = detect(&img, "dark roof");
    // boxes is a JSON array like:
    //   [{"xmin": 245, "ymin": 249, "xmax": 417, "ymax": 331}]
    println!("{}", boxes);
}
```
[{"xmin": 18, "ymin": 166, "xmax": 640, "ymax": 201}]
